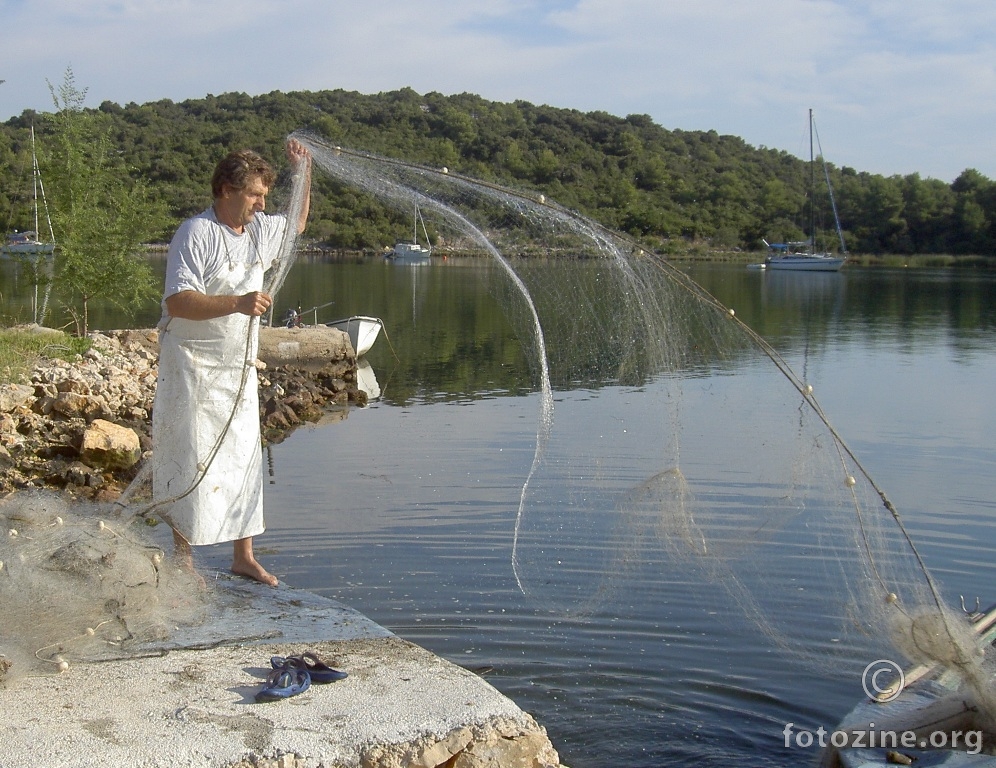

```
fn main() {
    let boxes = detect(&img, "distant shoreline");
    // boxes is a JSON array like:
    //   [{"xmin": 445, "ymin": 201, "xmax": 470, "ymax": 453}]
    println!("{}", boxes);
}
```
[{"xmin": 138, "ymin": 244, "xmax": 996, "ymax": 269}]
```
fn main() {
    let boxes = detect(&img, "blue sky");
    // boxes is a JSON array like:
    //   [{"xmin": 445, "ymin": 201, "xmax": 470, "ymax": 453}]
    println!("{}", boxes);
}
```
[{"xmin": 2, "ymin": 0, "xmax": 994, "ymax": 182}]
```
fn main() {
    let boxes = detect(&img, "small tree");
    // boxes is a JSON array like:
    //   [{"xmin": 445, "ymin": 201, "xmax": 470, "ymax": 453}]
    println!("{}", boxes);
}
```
[{"xmin": 45, "ymin": 68, "xmax": 169, "ymax": 335}]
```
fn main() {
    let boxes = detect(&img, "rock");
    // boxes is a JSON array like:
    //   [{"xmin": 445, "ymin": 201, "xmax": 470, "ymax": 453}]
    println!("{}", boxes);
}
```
[
  {"xmin": 361, "ymin": 716, "xmax": 561, "ymax": 768},
  {"xmin": 0, "ymin": 384, "xmax": 35, "ymax": 413},
  {"xmin": 80, "ymin": 419, "xmax": 141, "ymax": 470},
  {"xmin": 52, "ymin": 391, "xmax": 106, "ymax": 421},
  {"xmin": 257, "ymin": 326, "xmax": 353, "ymax": 368}
]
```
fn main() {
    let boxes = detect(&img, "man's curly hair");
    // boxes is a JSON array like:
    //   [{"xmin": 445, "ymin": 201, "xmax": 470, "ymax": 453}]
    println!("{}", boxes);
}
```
[{"xmin": 211, "ymin": 149, "xmax": 276, "ymax": 198}]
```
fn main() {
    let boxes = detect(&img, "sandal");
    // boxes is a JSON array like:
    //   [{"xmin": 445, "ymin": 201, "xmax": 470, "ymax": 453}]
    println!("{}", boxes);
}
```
[
  {"xmin": 255, "ymin": 666, "xmax": 311, "ymax": 702},
  {"xmin": 270, "ymin": 651, "xmax": 348, "ymax": 683}
]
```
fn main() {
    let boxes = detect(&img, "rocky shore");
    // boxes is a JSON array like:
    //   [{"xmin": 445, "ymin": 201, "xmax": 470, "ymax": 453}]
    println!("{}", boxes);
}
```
[{"xmin": 0, "ymin": 326, "xmax": 366, "ymax": 500}]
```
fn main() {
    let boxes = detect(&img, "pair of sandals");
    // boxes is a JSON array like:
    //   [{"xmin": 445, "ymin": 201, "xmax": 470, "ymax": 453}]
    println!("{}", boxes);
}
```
[{"xmin": 255, "ymin": 651, "xmax": 348, "ymax": 703}]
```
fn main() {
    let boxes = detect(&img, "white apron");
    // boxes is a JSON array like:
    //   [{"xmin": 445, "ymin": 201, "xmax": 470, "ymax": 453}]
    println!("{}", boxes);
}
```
[{"xmin": 152, "ymin": 239, "xmax": 267, "ymax": 545}]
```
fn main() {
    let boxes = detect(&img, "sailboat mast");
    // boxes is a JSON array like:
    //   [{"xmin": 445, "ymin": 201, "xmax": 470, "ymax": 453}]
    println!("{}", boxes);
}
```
[
  {"xmin": 28, "ymin": 125, "xmax": 56, "ymax": 245},
  {"xmin": 809, "ymin": 108, "xmax": 815, "ymax": 255},
  {"xmin": 31, "ymin": 126, "xmax": 40, "ymax": 237}
]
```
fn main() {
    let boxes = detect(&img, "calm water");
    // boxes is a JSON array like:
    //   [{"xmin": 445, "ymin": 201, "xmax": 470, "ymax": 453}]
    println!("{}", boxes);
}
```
[{"xmin": 4, "ymin": 257, "xmax": 996, "ymax": 766}]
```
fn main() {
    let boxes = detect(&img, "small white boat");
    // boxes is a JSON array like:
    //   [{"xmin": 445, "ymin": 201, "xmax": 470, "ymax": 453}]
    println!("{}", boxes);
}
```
[
  {"xmin": 280, "ymin": 303, "xmax": 384, "ymax": 357},
  {"xmin": 389, "ymin": 241, "xmax": 431, "ymax": 264},
  {"xmin": 326, "ymin": 315, "xmax": 384, "ymax": 357}
]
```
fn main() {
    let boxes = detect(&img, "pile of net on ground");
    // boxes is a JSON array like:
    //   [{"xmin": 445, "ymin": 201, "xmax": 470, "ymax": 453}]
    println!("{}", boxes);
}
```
[{"xmin": 0, "ymin": 490, "xmax": 208, "ymax": 682}]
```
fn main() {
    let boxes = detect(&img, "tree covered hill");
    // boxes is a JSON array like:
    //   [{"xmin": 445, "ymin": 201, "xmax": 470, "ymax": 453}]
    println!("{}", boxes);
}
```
[{"xmin": 2, "ymin": 87, "xmax": 993, "ymax": 256}]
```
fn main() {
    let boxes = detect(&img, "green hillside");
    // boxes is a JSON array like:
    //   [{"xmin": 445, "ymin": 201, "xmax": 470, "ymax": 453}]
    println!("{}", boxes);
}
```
[{"xmin": 2, "ymin": 87, "xmax": 993, "ymax": 256}]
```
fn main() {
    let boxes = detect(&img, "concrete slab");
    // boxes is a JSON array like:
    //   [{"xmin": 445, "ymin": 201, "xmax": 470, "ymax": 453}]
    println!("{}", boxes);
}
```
[{"xmin": 0, "ymin": 574, "xmax": 562, "ymax": 768}]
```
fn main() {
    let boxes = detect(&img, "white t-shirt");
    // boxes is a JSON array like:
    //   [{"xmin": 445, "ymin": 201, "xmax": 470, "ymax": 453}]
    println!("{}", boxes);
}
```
[{"xmin": 161, "ymin": 207, "xmax": 287, "ymax": 319}]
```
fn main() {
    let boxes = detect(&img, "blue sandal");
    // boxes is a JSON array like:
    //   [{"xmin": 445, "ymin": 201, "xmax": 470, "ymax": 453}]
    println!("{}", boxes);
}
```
[
  {"xmin": 255, "ymin": 667, "xmax": 311, "ymax": 702},
  {"xmin": 270, "ymin": 651, "xmax": 348, "ymax": 684}
]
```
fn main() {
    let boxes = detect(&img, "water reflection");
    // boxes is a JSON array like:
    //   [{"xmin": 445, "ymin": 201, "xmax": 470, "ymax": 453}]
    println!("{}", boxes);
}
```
[{"xmin": 4, "ymin": 257, "xmax": 996, "ymax": 767}]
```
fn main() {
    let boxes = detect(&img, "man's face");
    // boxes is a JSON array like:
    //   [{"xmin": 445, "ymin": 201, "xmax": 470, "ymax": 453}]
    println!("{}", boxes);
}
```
[{"xmin": 221, "ymin": 175, "xmax": 269, "ymax": 230}]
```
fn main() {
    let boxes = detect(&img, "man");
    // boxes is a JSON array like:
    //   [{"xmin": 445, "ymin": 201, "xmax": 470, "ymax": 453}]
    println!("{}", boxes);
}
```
[{"xmin": 152, "ymin": 139, "xmax": 312, "ymax": 586}]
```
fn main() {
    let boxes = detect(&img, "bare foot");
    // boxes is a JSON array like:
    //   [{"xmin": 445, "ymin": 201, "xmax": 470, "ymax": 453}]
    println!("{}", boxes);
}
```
[
  {"xmin": 231, "ymin": 559, "xmax": 278, "ymax": 587},
  {"xmin": 232, "ymin": 536, "xmax": 279, "ymax": 586}
]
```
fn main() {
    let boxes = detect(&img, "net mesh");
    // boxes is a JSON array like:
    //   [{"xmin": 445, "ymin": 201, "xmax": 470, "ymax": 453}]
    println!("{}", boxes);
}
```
[
  {"xmin": 0, "ymin": 490, "xmax": 207, "ymax": 682},
  {"xmin": 289, "ymin": 131, "xmax": 996, "ymax": 727}
]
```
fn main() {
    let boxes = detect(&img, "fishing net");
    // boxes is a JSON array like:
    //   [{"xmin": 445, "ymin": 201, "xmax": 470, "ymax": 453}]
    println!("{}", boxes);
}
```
[
  {"xmin": 288, "ymin": 130, "xmax": 996, "ymax": 728},
  {"xmin": 0, "ymin": 490, "xmax": 208, "ymax": 682}
]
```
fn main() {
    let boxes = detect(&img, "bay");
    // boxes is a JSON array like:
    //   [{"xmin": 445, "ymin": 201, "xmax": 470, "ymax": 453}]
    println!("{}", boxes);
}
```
[{"xmin": 3, "ymin": 256, "xmax": 995, "ymax": 766}]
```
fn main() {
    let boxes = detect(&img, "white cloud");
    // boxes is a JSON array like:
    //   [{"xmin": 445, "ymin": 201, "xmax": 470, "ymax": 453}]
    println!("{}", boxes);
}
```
[{"xmin": 1, "ymin": 0, "xmax": 993, "ymax": 180}]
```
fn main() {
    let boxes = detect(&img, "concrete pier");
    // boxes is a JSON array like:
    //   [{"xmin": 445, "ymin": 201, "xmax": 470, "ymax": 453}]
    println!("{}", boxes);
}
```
[
  {"xmin": 1, "ymin": 328, "xmax": 562, "ymax": 766},
  {"xmin": 0, "ymin": 574, "xmax": 562, "ymax": 768}
]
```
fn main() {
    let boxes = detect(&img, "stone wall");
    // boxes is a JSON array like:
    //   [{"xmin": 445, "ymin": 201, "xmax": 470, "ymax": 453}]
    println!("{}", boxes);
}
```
[{"xmin": 0, "ymin": 327, "xmax": 364, "ymax": 499}]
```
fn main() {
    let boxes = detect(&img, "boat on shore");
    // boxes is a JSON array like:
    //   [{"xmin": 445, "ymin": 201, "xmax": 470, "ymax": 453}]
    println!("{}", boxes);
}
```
[{"xmin": 760, "ymin": 109, "xmax": 847, "ymax": 273}]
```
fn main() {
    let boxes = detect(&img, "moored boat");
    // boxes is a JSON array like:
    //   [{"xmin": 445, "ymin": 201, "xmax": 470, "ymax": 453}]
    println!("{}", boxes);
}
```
[
  {"xmin": 821, "ymin": 602, "xmax": 996, "ymax": 767},
  {"xmin": 386, "ymin": 200, "xmax": 432, "ymax": 265},
  {"xmin": 763, "ymin": 241, "xmax": 846, "ymax": 272},
  {"xmin": 1, "ymin": 126, "xmax": 56, "ymax": 259},
  {"xmin": 326, "ymin": 315, "xmax": 384, "ymax": 358},
  {"xmin": 1, "ymin": 231, "xmax": 54, "ymax": 257},
  {"xmin": 388, "ymin": 241, "xmax": 431, "ymax": 264},
  {"xmin": 758, "ymin": 109, "xmax": 847, "ymax": 273},
  {"xmin": 281, "ymin": 303, "xmax": 384, "ymax": 357}
]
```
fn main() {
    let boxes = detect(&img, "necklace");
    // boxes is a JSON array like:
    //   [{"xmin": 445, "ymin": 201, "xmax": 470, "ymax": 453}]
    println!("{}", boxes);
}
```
[{"xmin": 215, "ymin": 211, "xmax": 261, "ymax": 271}]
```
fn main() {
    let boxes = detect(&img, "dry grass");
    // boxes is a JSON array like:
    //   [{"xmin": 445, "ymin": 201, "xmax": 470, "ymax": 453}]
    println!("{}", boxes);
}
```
[{"xmin": 0, "ymin": 326, "xmax": 91, "ymax": 385}]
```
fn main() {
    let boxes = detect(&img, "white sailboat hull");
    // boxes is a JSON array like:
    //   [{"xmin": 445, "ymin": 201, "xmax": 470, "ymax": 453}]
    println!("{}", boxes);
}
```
[
  {"xmin": 765, "ymin": 254, "xmax": 845, "ymax": 272},
  {"xmin": 757, "ymin": 110, "xmax": 848, "ymax": 274},
  {"xmin": 4, "ymin": 127, "xmax": 57, "ymax": 261},
  {"xmin": 388, "ymin": 242, "xmax": 431, "ymax": 264},
  {"xmin": 1, "ymin": 241, "xmax": 55, "ymax": 257}
]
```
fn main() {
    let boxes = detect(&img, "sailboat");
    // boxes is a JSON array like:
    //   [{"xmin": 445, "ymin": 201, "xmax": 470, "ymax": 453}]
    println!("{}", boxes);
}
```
[
  {"xmin": 762, "ymin": 109, "xmax": 847, "ymax": 272},
  {"xmin": 386, "ymin": 199, "xmax": 432, "ymax": 265},
  {"xmin": 2, "ymin": 126, "xmax": 56, "ymax": 258}
]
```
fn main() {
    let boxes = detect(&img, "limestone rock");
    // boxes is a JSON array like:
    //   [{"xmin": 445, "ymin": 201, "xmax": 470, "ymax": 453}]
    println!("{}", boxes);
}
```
[
  {"xmin": 0, "ymin": 384, "xmax": 35, "ymax": 413},
  {"xmin": 80, "ymin": 419, "xmax": 141, "ymax": 470},
  {"xmin": 52, "ymin": 391, "xmax": 107, "ymax": 421}
]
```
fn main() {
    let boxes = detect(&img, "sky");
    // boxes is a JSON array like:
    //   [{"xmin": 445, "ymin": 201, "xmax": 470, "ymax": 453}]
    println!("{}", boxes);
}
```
[{"xmin": 2, "ymin": 0, "xmax": 995, "ymax": 183}]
